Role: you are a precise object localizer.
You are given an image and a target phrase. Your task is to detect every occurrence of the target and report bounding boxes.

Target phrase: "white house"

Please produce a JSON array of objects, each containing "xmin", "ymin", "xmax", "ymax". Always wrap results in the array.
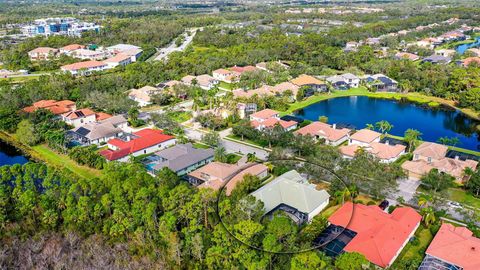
[
  {"xmin": 103, "ymin": 53, "xmax": 132, "ymax": 68},
  {"xmin": 60, "ymin": 60, "xmax": 108, "ymax": 76},
  {"xmin": 61, "ymin": 108, "xmax": 97, "ymax": 127}
]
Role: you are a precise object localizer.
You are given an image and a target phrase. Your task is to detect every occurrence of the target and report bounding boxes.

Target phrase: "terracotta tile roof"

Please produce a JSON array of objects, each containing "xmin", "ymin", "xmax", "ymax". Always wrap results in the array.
[
  {"xmin": 95, "ymin": 112, "xmax": 112, "ymax": 121},
  {"xmin": 425, "ymin": 223, "xmax": 480, "ymax": 270},
  {"xmin": 60, "ymin": 44, "xmax": 85, "ymax": 51},
  {"xmin": 29, "ymin": 47, "xmax": 58, "ymax": 54},
  {"xmin": 249, "ymin": 109, "xmax": 278, "ymax": 120},
  {"xmin": 62, "ymin": 108, "xmax": 95, "ymax": 120},
  {"xmin": 290, "ymin": 74, "xmax": 325, "ymax": 86},
  {"xmin": 103, "ymin": 53, "xmax": 131, "ymax": 63},
  {"xmin": 213, "ymin": 68, "xmax": 232, "ymax": 75},
  {"xmin": 295, "ymin": 121, "xmax": 350, "ymax": 142},
  {"xmin": 233, "ymin": 85, "xmax": 274, "ymax": 98},
  {"xmin": 413, "ymin": 142, "xmax": 448, "ymax": 160},
  {"xmin": 339, "ymin": 144, "xmax": 361, "ymax": 158},
  {"xmin": 61, "ymin": 60, "xmax": 107, "ymax": 71},
  {"xmin": 329, "ymin": 202, "xmax": 421, "ymax": 268},
  {"xmin": 395, "ymin": 52, "xmax": 419, "ymax": 61},
  {"xmin": 272, "ymin": 82, "xmax": 300, "ymax": 96},
  {"xmin": 100, "ymin": 129, "xmax": 175, "ymax": 161},
  {"xmin": 23, "ymin": 99, "xmax": 75, "ymax": 115},
  {"xmin": 403, "ymin": 156, "xmax": 478, "ymax": 182},
  {"xmin": 462, "ymin": 57, "xmax": 480, "ymax": 66},
  {"xmin": 350, "ymin": 129, "xmax": 381, "ymax": 143},
  {"xmin": 369, "ymin": 142, "xmax": 406, "ymax": 160},
  {"xmin": 230, "ymin": 65, "xmax": 257, "ymax": 74}
]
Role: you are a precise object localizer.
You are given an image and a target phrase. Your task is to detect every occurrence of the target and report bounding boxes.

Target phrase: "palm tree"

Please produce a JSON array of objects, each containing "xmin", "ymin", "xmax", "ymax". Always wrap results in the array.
[
  {"xmin": 404, "ymin": 129, "xmax": 422, "ymax": 152},
  {"xmin": 421, "ymin": 207, "xmax": 436, "ymax": 227},
  {"xmin": 334, "ymin": 188, "xmax": 351, "ymax": 205},
  {"xmin": 417, "ymin": 193, "xmax": 433, "ymax": 208},
  {"xmin": 214, "ymin": 147, "xmax": 228, "ymax": 163},
  {"xmin": 365, "ymin": 123, "xmax": 374, "ymax": 130},
  {"xmin": 375, "ymin": 120, "xmax": 393, "ymax": 135}
]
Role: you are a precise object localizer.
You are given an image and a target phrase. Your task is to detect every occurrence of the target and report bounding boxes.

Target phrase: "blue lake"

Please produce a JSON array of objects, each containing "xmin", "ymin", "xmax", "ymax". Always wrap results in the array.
[
  {"xmin": 0, "ymin": 140, "xmax": 28, "ymax": 166},
  {"xmin": 456, "ymin": 36, "xmax": 480, "ymax": 54},
  {"xmin": 294, "ymin": 96, "xmax": 480, "ymax": 151}
]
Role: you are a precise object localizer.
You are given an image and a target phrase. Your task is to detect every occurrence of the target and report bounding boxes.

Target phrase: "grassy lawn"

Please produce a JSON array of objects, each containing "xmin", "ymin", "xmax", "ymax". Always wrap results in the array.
[
  {"xmin": 218, "ymin": 81, "xmax": 234, "ymax": 90},
  {"xmin": 0, "ymin": 75, "xmax": 42, "ymax": 83},
  {"xmin": 448, "ymin": 188, "xmax": 480, "ymax": 209},
  {"xmin": 282, "ymin": 87, "xmax": 480, "ymax": 120},
  {"xmin": 32, "ymin": 144, "xmax": 102, "ymax": 179},
  {"xmin": 226, "ymin": 134, "xmax": 266, "ymax": 148},
  {"xmin": 321, "ymin": 204, "xmax": 342, "ymax": 218},
  {"xmin": 392, "ymin": 225, "xmax": 433, "ymax": 267},
  {"xmin": 168, "ymin": 111, "xmax": 192, "ymax": 123},
  {"xmin": 192, "ymin": 142, "xmax": 211, "ymax": 149}
]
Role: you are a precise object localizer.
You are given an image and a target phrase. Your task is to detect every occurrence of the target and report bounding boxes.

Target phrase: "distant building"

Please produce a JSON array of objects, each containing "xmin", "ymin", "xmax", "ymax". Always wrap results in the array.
[
  {"xmin": 419, "ymin": 223, "xmax": 480, "ymax": 270},
  {"xmin": 21, "ymin": 17, "xmax": 100, "ymax": 37},
  {"xmin": 100, "ymin": 129, "xmax": 176, "ymax": 162},
  {"xmin": 422, "ymin": 54, "xmax": 452, "ymax": 64},
  {"xmin": 61, "ymin": 108, "xmax": 98, "ymax": 127},
  {"xmin": 59, "ymin": 44, "xmax": 85, "ymax": 55},
  {"xmin": 326, "ymin": 73, "xmax": 360, "ymax": 90},
  {"xmin": 28, "ymin": 47, "xmax": 58, "ymax": 61},
  {"xmin": 70, "ymin": 48, "xmax": 106, "ymax": 60},
  {"xmin": 251, "ymin": 170, "xmax": 330, "ymax": 224},
  {"xmin": 103, "ymin": 53, "xmax": 132, "ymax": 68},
  {"xmin": 458, "ymin": 57, "xmax": 480, "ymax": 67}
]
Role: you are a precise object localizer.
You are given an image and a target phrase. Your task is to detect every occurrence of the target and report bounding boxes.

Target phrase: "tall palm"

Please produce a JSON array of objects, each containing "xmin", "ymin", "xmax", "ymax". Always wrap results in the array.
[
  {"xmin": 421, "ymin": 207, "xmax": 436, "ymax": 227},
  {"xmin": 365, "ymin": 123, "xmax": 374, "ymax": 130},
  {"xmin": 404, "ymin": 129, "xmax": 422, "ymax": 152},
  {"xmin": 375, "ymin": 120, "xmax": 393, "ymax": 136},
  {"xmin": 417, "ymin": 193, "xmax": 433, "ymax": 208}
]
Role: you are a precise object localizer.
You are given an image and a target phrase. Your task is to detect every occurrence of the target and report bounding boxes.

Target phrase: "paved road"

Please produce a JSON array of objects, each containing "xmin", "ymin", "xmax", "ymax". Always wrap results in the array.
[{"xmin": 154, "ymin": 28, "xmax": 199, "ymax": 61}]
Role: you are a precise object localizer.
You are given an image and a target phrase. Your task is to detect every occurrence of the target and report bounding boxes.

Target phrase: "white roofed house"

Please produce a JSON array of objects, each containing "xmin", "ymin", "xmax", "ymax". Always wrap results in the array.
[{"xmin": 250, "ymin": 170, "xmax": 330, "ymax": 224}]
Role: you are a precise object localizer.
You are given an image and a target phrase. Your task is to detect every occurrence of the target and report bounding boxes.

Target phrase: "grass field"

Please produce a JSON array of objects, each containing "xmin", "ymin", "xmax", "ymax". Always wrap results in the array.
[
  {"xmin": 192, "ymin": 142, "xmax": 211, "ymax": 149},
  {"xmin": 169, "ymin": 111, "xmax": 192, "ymax": 123},
  {"xmin": 218, "ymin": 81, "xmax": 234, "ymax": 90},
  {"xmin": 448, "ymin": 188, "xmax": 480, "ymax": 209},
  {"xmin": 32, "ymin": 144, "xmax": 102, "ymax": 179}
]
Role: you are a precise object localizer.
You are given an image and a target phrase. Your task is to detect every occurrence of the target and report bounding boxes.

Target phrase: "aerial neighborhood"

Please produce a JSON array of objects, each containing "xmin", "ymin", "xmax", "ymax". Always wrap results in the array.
[{"xmin": 2, "ymin": 3, "xmax": 480, "ymax": 269}]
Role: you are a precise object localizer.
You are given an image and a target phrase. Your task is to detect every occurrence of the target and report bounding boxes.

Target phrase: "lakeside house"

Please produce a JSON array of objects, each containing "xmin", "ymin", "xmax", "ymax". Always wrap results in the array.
[
  {"xmin": 340, "ymin": 129, "xmax": 406, "ymax": 163},
  {"xmin": 145, "ymin": 143, "xmax": 214, "ymax": 176},
  {"xmin": 295, "ymin": 122, "xmax": 351, "ymax": 146},
  {"xmin": 100, "ymin": 129, "xmax": 176, "ymax": 162},
  {"xmin": 23, "ymin": 99, "xmax": 76, "ymax": 115},
  {"xmin": 68, "ymin": 115, "xmax": 127, "ymax": 146},
  {"xmin": 362, "ymin": 74, "xmax": 399, "ymax": 92},
  {"xmin": 326, "ymin": 73, "xmax": 360, "ymax": 90},
  {"xmin": 28, "ymin": 47, "xmax": 58, "ymax": 61},
  {"xmin": 188, "ymin": 161, "xmax": 268, "ymax": 195},
  {"xmin": 290, "ymin": 74, "xmax": 328, "ymax": 96},
  {"xmin": 422, "ymin": 54, "xmax": 452, "ymax": 65},
  {"xmin": 418, "ymin": 223, "xmax": 480, "ymax": 270},
  {"xmin": 128, "ymin": 85, "xmax": 160, "ymax": 107},
  {"xmin": 233, "ymin": 82, "xmax": 299, "ymax": 100},
  {"xmin": 402, "ymin": 142, "xmax": 478, "ymax": 183},
  {"xmin": 249, "ymin": 109, "xmax": 298, "ymax": 131},
  {"xmin": 251, "ymin": 170, "xmax": 330, "ymax": 224},
  {"xmin": 323, "ymin": 202, "xmax": 421, "ymax": 268},
  {"xmin": 60, "ymin": 60, "xmax": 108, "ymax": 76}
]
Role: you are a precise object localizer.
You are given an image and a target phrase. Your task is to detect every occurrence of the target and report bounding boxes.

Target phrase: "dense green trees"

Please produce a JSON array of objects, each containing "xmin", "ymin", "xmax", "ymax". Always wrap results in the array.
[{"xmin": 68, "ymin": 145, "xmax": 106, "ymax": 169}]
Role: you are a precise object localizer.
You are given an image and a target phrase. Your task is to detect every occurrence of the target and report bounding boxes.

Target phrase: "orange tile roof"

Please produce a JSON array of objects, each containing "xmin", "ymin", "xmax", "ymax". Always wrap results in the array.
[
  {"xmin": 213, "ymin": 68, "xmax": 232, "ymax": 75},
  {"xmin": 425, "ymin": 223, "xmax": 480, "ymax": 270},
  {"xmin": 103, "ymin": 53, "xmax": 131, "ymax": 63},
  {"xmin": 350, "ymin": 129, "xmax": 381, "ymax": 143},
  {"xmin": 233, "ymin": 85, "xmax": 274, "ymax": 98},
  {"xmin": 369, "ymin": 142, "xmax": 406, "ymax": 160},
  {"xmin": 295, "ymin": 121, "xmax": 350, "ymax": 142},
  {"xmin": 290, "ymin": 74, "xmax": 325, "ymax": 86},
  {"xmin": 61, "ymin": 60, "xmax": 107, "ymax": 71},
  {"xmin": 329, "ymin": 202, "xmax": 421, "ymax": 268},
  {"xmin": 339, "ymin": 144, "xmax": 361, "ymax": 158},
  {"xmin": 462, "ymin": 57, "xmax": 480, "ymax": 66},
  {"xmin": 250, "ymin": 109, "xmax": 278, "ymax": 120},
  {"xmin": 395, "ymin": 52, "xmax": 419, "ymax": 61},
  {"xmin": 60, "ymin": 44, "xmax": 85, "ymax": 51},
  {"xmin": 23, "ymin": 99, "xmax": 75, "ymax": 115},
  {"xmin": 62, "ymin": 108, "xmax": 95, "ymax": 120},
  {"xmin": 403, "ymin": 157, "xmax": 478, "ymax": 182},
  {"xmin": 413, "ymin": 142, "xmax": 448, "ymax": 160},
  {"xmin": 95, "ymin": 112, "xmax": 112, "ymax": 121}
]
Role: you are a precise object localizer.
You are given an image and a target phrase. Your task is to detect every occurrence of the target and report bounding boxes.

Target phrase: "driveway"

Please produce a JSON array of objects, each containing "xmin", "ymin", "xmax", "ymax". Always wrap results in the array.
[{"xmin": 220, "ymin": 139, "xmax": 269, "ymax": 161}]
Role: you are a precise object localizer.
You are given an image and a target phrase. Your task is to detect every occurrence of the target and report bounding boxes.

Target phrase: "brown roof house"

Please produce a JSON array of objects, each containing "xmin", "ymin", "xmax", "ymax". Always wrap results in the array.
[
  {"xmin": 402, "ymin": 142, "xmax": 478, "ymax": 183},
  {"xmin": 295, "ymin": 122, "xmax": 351, "ymax": 146},
  {"xmin": 290, "ymin": 74, "xmax": 328, "ymax": 97}
]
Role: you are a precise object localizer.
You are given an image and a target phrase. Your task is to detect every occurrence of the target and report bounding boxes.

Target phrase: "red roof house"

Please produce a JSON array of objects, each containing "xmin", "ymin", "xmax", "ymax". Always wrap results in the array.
[
  {"xmin": 100, "ymin": 129, "xmax": 176, "ymax": 161},
  {"xmin": 23, "ymin": 99, "xmax": 76, "ymax": 115},
  {"xmin": 420, "ymin": 223, "xmax": 480, "ymax": 270},
  {"xmin": 328, "ymin": 202, "xmax": 421, "ymax": 268}
]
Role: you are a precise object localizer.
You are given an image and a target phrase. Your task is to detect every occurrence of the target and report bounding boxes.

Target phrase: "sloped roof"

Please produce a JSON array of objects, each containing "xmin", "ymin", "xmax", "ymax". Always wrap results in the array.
[
  {"xmin": 153, "ymin": 143, "xmax": 214, "ymax": 172},
  {"xmin": 61, "ymin": 60, "xmax": 107, "ymax": 71},
  {"xmin": 425, "ymin": 223, "xmax": 480, "ymax": 270},
  {"xmin": 295, "ymin": 121, "xmax": 350, "ymax": 142},
  {"xmin": 369, "ymin": 142, "xmax": 406, "ymax": 159},
  {"xmin": 23, "ymin": 99, "xmax": 75, "ymax": 115},
  {"xmin": 251, "ymin": 170, "xmax": 330, "ymax": 214},
  {"xmin": 250, "ymin": 109, "xmax": 278, "ymax": 119},
  {"xmin": 29, "ymin": 47, "xmax": 58, "ymax": 54},
  {"xmin": 103, "ymin": 53, "xmax": 131, "ymax": 63},
  {"xmin": 71, "ymin": 122, "xmax": 122, "ymax": 141},
  {"xmin": 413, "ymin": 142, "xmax": 448, "ymax": 160},
  {"xmin": 328, "ymin": 202, "xmax": 421, "ymax": 268},
  {"xmin": 60, "ymin": 44, "xmax": 85, "ymax": 51},
  {"xmin": 350, "ymin": 129, "xmax": 381, "ymax": 143},
  {"xmin": 291, "ymin": 74, "xmax": 325, "ymax": 86},
  {"xmin": 62, "ymin": 108, "xmax": 95, "ymax": 120}
]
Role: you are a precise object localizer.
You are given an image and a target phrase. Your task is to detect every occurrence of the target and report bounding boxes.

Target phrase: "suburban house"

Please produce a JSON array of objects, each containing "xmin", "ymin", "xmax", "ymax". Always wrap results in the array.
[
  {"xmin": 23, "ymin": 99, "xmax": 76, "ymax": 115},
  {"xmin": 402, "ymin": 142, "xmax": 478, "ymax": 183},
  {"xmin": 435, "ymin": 48, "xmax": 456, "ymax": 57},
  {"xmin": 249, "ymin": 109, "xmax": 298, "ymax": 131},
  {"xmin": 28, "ymin": 47, "xmax": 58, "ymax": 61},
  {"xmin": 145, "ymin": 143, "xmax": 214, "ymax": 176},
  {"xmin": 106, "ymin": 44, "xmax": 141, "ymax": 55},
  {"xmin": 272, "ymin": 82, "xmax": 300, "ymax": 99},
  {"xmin": 290, "ymin": 74, "xmax": 328, "ymax": 96},
  {"xmin": 340, "ymin": 129, "xmax": 406, "ymax": 163},
  {"xmin": 422, "ymin": 54, "xmax": 452, "ymax": 64},
  {"xmin": 418, "ymin": 223, "xmax": 480, "ymax": 270},
  {"xmin": 362, "ymin": 74, "xmax": 398, "ymax": 92},
  {"xmin": 394, "ymin": 52, "xmax": 420, "ymax": 61},
  {"xmin": 181, "ymin": 75, "xmax": 196, "ymax": 86},
  {"xmin": 233, "ymin": 82, "xmax": 299, "ymax": 100},
  {"xmin": 196, "ymin": 74, "xmax": 219, "ymax": 90},
  {"xmin": 458, "ymin": 57, "xmax": 480, "ymax": 67},
  {"xmin": 189, "ymin": 161, "xmax": 269, "ymax": 195},
  {"xmin": 120, "ymin": 48, "xmax": 143, "ymax": 62},
  {"xmin": 230, "ymin": 65, "xmax": 257, "ymax": 76},
  {"xmin": 467, "ymin": 48, "xmax": 480, "ymax": 57},
  {"xmin": 326, "ymin": 73, "xmax": 360, "ymax": 90},
  {"xmin": 70, "ymin": 48, "xmax": 106, "ymax": 60},
  {"xmin": 251, "ymin": 170, "xmax": 330, "ymax": 224},
  {"xmin": 60, "ymin": 60, "xmax": 108, "ymax": 76},
  {"xmin": 103, "ymin": 53, "xmax": 132, "ymax": 68},
  {"xmin": 295, "ymin": 122, "xmax": 351, "ymax": 146},
  {"xmin": 59, "ymin": 44, "xmax": 85, "ymax": 55},
  {"xmin": 128, "ymin": 85, "xmax": 160, "ymax": 107},
  {"xmin": 68, "ymin": 115, "xmax": 127, "ymax": 146},
  {"xmin": 61, "ymin": 108, "xmax": 109, "ymax": 127},
  {"xmin": 212, "ymin": 68, "xmax": 235, "ymax": 83},
  {"xmin": 325, "ymin": 202, "xmax": 421, "ymax": 268},
  {"xmin": 100, "ymin": 129, "xmax": 176, "ymax": 162}
]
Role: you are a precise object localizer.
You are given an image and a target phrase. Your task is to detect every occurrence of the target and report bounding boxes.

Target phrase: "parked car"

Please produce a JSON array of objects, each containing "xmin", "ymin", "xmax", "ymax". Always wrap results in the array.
[{"xmin": 379, "ymin": 200, "xmax": 389, "ymax": 210}]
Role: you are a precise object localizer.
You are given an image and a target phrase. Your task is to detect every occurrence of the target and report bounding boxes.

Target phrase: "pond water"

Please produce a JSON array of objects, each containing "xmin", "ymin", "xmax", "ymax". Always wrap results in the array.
[
  {"xmin": 0, "ymin": 140, "xmax": 28, "ymax": 166},
  {"xmin": 456, "ymin": 36, "xmax": 480, "ymax": 54},
  {"xmin": 294, "ymin": 96, "xmax": 480, "ymax": 151}
]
